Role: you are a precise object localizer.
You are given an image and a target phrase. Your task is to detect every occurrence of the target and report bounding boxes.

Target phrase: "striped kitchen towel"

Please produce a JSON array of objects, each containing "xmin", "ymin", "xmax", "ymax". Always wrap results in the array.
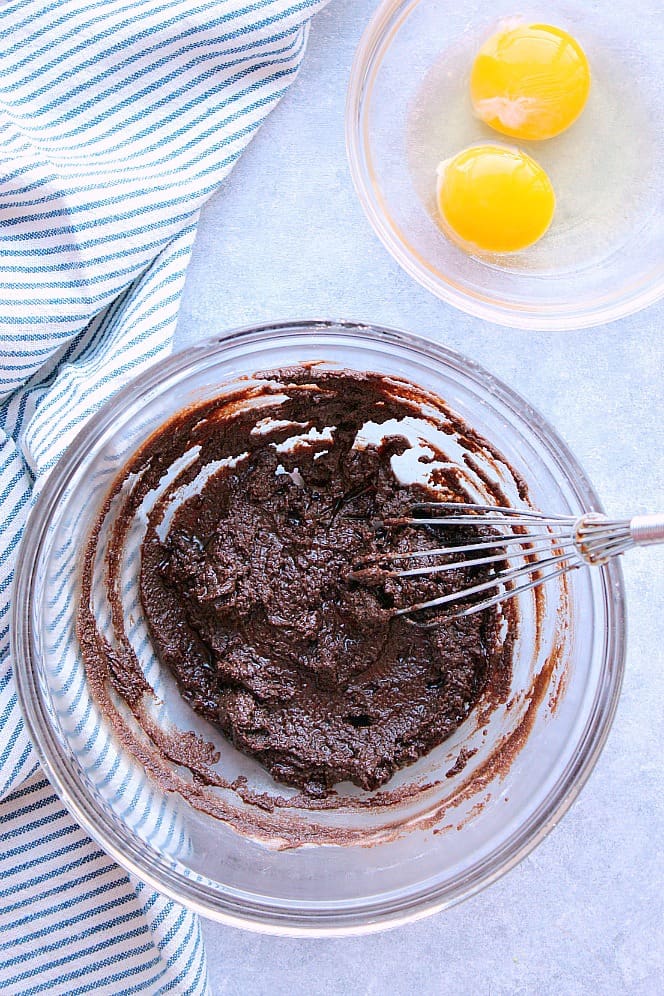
[{"xmin": 0, "ymin": 1, "xmax": 327, "ymax": 992}]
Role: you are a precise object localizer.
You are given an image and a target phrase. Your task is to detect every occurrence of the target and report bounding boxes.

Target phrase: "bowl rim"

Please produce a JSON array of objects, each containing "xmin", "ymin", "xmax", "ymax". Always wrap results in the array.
[
  {"xmin": 12, "ymin": 318, "xmax": 626, "ymax": 934},
  {"xmin": 345, "ymin": 0, "xmax": 664, "ymax": 331}
]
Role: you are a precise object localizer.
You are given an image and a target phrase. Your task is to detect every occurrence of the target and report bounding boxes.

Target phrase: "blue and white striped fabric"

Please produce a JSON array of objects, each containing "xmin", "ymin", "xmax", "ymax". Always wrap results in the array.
[{"xmin": 0, "ymin": 1, "xmax": 326, "ymax": 991}]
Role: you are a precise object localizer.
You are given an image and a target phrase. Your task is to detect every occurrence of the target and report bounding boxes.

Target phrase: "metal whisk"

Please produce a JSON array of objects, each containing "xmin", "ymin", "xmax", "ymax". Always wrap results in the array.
[{"xmin": 361, "ymin": 503, "xmax": 664, "ymax": 620}]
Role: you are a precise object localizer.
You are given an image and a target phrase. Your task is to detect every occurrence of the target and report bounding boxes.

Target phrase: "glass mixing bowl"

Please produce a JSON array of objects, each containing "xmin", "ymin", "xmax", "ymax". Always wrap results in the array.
[
  {"xmin": 346, "ymin": 0, "xmax": 664, "ymax": 330},
  {"xmin": 13, "ymin": 321, "xmax": 625, "ymax": 934}
]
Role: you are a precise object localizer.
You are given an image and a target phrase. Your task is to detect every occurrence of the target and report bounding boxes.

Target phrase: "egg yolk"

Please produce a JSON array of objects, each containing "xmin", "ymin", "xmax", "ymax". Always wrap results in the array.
[
  {"xmin": 470, "ymin": 23, "xmax": 591, "ymax": 141},
  {"xmin": 436, "ymin": 145, "xmax": 555, "ymax": 253}
]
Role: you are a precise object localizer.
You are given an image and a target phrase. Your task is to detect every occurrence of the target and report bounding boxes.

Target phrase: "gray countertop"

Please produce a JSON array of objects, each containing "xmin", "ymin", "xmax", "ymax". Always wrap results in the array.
[{"xmin": 174, "ymin": 2, "xmax": 664, "ymax": 992}]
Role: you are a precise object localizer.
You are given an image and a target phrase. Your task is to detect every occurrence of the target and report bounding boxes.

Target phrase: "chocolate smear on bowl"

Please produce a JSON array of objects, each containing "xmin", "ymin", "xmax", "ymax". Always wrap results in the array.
[{"xmin": 76, "ymin": 368, "xmax": 547, "ymax": 846}]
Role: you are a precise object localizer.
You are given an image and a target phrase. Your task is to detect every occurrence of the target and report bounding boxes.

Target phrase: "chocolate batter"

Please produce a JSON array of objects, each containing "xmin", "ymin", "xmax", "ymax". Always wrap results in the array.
[{"xmin": 136, "ymin": 369, "xmax": 511, "ymax": 796}]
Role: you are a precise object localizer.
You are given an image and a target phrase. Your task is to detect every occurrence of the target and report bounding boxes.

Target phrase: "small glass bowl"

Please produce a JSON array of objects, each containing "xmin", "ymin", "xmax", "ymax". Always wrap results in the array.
[
  {"xmin": 13, "ymin": 321, "xmax": 625, "ymax": 934},
  {"xmin": 346, "ymin": 0, "xmax": 664, "ymax": 330}
]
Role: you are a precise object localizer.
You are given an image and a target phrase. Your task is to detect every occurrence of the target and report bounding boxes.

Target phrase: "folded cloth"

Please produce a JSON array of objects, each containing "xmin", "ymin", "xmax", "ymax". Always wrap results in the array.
[{"xmin": 0, "ymin": 1, "xmax": 327, "ymax": 991}]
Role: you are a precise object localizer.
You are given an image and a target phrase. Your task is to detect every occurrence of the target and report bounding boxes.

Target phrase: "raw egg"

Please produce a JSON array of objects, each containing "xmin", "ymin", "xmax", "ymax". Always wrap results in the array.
[
  {"xmin": 436, "ymin": 145, "xmax": 555, "ymax": 253},
  {"xmin": 470, "ymin": 23, "xmax": 591, "ymax": 141}
]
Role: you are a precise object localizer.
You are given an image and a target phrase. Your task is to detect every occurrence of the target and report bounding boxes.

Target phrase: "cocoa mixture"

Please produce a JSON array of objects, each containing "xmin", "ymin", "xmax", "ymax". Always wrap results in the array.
[{"xmin": 133, "ymin": 369, "xmax": 512, "ymax": 796}]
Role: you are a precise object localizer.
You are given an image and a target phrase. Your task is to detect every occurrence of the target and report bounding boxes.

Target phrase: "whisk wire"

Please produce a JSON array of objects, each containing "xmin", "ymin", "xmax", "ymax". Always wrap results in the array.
[
  {"xmin": 392, "ymin": 548, "xmax": 578, "ymax": 617},
  {"xmin": 363, "ymin": 530, "xmax": 574, "ymax": 565},
  {"xmin": 435, "ymin": 564, "xmax": 578, "ymax": 622},
  {"xmin": 359, "ymin": 504, "xmax": 664, "ymax": 621},
  {"xmin": 389, "ymin": 536, "xmax": 578, "ymax": 579}
]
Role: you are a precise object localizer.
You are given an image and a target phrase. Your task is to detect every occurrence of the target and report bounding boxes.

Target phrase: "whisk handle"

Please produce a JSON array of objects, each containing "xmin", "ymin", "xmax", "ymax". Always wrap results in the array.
[{"xmin": 629, "ymin": 514, "xmax": 664, "ymax": 546}]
